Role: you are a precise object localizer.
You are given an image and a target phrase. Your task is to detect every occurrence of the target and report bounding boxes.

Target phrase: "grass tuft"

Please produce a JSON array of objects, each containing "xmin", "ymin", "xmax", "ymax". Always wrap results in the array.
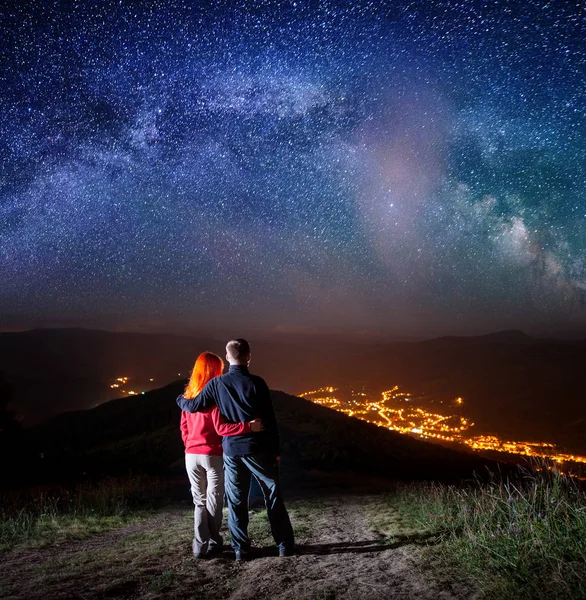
[{"xmin": 377, "ymin": 466, "xmax": 586, "ymax": 600}]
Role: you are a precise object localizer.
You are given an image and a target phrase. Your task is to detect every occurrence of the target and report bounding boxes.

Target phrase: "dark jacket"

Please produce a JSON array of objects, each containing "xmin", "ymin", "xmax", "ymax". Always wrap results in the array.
[{"xmin": 176, "ymin": 365, "xmax": 280, "ymax": 457}]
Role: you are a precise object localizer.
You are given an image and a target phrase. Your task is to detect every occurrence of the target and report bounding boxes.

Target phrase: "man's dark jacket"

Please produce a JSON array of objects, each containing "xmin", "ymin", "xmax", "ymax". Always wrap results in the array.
[{"xmin": 176, "ymin": 365, "xmax": 280, "ymax": 457}]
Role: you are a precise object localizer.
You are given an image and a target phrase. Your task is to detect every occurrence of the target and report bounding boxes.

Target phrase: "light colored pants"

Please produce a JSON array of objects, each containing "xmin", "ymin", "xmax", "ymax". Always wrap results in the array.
[{"xmin": 185, "ymin": 453, "xmax": 225, "ymax": 554}]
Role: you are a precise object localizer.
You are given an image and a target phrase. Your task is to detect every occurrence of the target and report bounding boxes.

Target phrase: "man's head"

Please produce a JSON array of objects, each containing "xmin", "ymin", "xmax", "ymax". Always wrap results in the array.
[{"xmin": 226, "ymin": 338, "xmax": 251, "ymax": 365}]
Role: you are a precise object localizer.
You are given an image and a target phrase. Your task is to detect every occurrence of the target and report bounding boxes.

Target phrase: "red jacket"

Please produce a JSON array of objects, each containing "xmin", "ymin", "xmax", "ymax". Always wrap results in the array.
[{"xmin": 180, "ymin": 406, "xmax": 251, "ymax": 455}]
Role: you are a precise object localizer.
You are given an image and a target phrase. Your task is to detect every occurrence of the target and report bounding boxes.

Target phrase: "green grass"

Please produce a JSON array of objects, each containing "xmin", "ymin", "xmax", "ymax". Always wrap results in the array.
[
  {"xmin": 147, "ymin": 569, "xmax": 175, "ymax": 593},
  {"xmin": 0, "ymin": 476, "xmax": 175, "ymax": 550},
  {"xmin": 369, "ymin": 467, "xmax": 586, "ymax": 600}
]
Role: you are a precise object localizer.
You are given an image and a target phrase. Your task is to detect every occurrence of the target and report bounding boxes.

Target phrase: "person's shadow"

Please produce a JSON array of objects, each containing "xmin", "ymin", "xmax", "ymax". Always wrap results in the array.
[{"xmin": 253, "ymin": 532, "xmax": 441, "ymax": 558}]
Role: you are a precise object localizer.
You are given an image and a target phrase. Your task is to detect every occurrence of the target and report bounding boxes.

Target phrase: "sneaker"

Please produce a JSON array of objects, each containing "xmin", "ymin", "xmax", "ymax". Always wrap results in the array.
[
  {"xmin": 192, "ymin": 539, "xmax": 207, "ymax": 558},
  {"xmin": 278, "ymin": 545, "xmax": 295, "ymax": 557},
  {"xmin": 234, "ymin": 549, "xmax": 250, "ymax": 561}
]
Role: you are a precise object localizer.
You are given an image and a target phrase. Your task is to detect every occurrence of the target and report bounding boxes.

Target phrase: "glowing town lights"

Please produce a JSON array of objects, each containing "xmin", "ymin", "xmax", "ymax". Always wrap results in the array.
[
  {"xmin": 109, "ymin": 376, "xmax": 156, "ymax": 397},
  {"xmin": 301, "ymin": 385, "xmax": 586, "ymax": 472},
  {"xmin": 302, "ymin": 387, "xmax": 339, "ymax": 396}
]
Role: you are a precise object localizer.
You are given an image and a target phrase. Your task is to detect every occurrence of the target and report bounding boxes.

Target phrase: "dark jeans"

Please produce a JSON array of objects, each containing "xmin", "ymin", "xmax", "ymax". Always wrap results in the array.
[{"xmin": 223, "ymin": 453, "xmax": 294, "ymax": 552}]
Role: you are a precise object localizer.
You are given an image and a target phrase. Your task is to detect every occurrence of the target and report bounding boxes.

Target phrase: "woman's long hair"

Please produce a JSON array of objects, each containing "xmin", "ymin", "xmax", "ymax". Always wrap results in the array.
[{"xmin": 184, "ymin": 352, "xmax": 223, "ymax": 399}]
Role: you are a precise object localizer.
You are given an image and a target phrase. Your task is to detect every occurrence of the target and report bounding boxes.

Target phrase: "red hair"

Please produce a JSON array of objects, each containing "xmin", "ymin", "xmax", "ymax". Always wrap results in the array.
[{"xmin": 184, "ymin": 352, "xmax": 223, "ymax": 399}]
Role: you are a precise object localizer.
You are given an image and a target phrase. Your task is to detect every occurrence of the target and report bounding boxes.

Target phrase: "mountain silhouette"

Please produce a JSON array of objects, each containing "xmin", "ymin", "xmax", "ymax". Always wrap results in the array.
[{"xmin": 2, "ymin": 328, "xmax": 585, "ymax": 455}]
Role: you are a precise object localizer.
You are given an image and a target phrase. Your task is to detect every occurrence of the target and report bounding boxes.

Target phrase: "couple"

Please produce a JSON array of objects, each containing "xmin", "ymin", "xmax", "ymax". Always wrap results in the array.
[{"xmin": 176, "ymin": 338, "xmax": 295, "ymax": 560}]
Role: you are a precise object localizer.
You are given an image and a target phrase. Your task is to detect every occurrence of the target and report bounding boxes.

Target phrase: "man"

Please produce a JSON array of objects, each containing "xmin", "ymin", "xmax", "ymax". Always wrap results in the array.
[{"xmin": 176, "ymin": 338, "xmax": 295, "ymax": 560}]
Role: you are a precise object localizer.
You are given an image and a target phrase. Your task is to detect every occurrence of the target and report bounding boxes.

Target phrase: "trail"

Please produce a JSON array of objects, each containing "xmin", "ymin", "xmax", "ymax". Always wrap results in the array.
[
  {"xmin": 230, "ymin": 496, "xmax": 461, "ymax": 600},
  {"xmin": 0, "ymin": 495, "xmax": 473, "ymax": 600}
]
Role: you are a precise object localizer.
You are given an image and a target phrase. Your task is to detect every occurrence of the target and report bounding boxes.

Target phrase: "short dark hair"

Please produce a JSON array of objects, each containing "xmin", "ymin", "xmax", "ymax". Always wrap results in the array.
[{"xmin": 226, "ymin": 338, "xmax": 251, "ymax": 362}]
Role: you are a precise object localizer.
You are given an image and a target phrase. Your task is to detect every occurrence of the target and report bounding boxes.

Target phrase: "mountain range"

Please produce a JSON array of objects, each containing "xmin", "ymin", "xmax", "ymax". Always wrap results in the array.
[{"xmin": 1, "ymin": 327, "xmax": 585, "ymax": 453}]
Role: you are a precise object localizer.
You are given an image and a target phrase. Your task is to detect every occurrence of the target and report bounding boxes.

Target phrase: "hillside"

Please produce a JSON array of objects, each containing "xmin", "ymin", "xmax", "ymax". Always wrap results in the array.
[
  {"xmin": 26, "ymin": 382, "xmax": 498, "ymax": 486},
  {"xmin": 4, "ymin": 383, "xmax": 583, "ymax": 600},
  {"xmin": 3, "ymin": 327, "xmax": 586, "ymax": 452}
]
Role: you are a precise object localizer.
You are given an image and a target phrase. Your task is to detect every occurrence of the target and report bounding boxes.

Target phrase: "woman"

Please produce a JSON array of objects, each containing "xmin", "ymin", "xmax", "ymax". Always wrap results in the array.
[{"xmin": 181, "ymin": 351, "xmax": 261, "ymax": 558}]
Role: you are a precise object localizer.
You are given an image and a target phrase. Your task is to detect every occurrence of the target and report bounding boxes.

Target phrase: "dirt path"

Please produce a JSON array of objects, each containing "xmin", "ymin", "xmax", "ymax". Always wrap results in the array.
[
  {"xmin": 0, "ymin": 495, "xmax": 473, "ymax": 600},
  {"xmin": 231, "ymin": 496, "xmax": 463, "ymax": 600}
]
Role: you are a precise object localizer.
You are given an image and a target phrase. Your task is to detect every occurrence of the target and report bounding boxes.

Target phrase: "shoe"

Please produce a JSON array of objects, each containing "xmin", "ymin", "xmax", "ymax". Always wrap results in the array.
[
  {"xmin": 234, "ymin": 549, "xmax": 250, "ymax": 561},
  {"xmin": 192, "ymin": 539, "xmax": 208, "ymax": 559},
  {"xmin": 208, "ymin": 543, "xmax": 224, "ymax": 556},
  {"xmin": 278, "ymin": 545, "xmax": 295, "ymax": 557}
]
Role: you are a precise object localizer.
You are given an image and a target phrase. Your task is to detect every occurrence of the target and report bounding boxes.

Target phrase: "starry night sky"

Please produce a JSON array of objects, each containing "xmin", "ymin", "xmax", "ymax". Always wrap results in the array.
[{"xmin": 2, "ymin": 0, "xmax": 585, "ymax": 339}]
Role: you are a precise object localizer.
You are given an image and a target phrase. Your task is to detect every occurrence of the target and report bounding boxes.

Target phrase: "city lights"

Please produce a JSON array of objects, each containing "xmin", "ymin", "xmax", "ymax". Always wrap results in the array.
[
  {"xmin": 301, "ymin": 386, "xmax": 586, "ymax": 471},
  {"xmin": 110, "ymin": 376, "xmax": 129, "ymax": 389},
  {"xmin": 108, "ymin": 376, "xmax": 153, "ymax": 397}
]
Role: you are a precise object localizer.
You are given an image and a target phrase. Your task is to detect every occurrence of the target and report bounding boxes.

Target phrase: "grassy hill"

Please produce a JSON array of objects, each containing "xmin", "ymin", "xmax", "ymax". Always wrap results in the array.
[{"xmin": 3, "ymin": 381, "xmax": 585, "ymax": 600}]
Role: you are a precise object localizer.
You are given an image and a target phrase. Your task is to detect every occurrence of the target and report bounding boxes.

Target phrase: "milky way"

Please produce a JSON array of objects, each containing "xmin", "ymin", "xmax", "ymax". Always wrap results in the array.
[{"xmin": 1, "ymin": 0, "xmax": 585, "ymax": 338}]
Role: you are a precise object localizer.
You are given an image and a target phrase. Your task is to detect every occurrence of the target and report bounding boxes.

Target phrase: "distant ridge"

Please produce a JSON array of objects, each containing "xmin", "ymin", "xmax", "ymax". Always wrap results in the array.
[{"xmin": 425, "ymin": 329, "xmax": 536, "ymax": 345}]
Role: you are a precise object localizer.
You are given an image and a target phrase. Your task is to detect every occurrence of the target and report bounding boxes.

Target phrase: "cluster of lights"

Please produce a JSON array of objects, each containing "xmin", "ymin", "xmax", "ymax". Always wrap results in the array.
[
  {"xmin": 369, "ymin": 387, "xmax": 471, "ymax": 442},
  {"xmin": 301, "ymin": 387, "xmax": 340, "ymax": 407},
  {"xmin": 109, "ymin": 376, "xmax": 154, "ymax": 396},
  {"xmin": 303, "ymin": 387, "xmax": 337, "ymax": 395},
  {"xmin": 301, "ymin": 386, "xmax": 586, "ymax": 470},
  {"xmin": 465, "ymin": 436, "xmax": 586, "ymax": 465},
  {"xmin": 109, "ymin": 376, "xmax": 129, "ymax": 389}
]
